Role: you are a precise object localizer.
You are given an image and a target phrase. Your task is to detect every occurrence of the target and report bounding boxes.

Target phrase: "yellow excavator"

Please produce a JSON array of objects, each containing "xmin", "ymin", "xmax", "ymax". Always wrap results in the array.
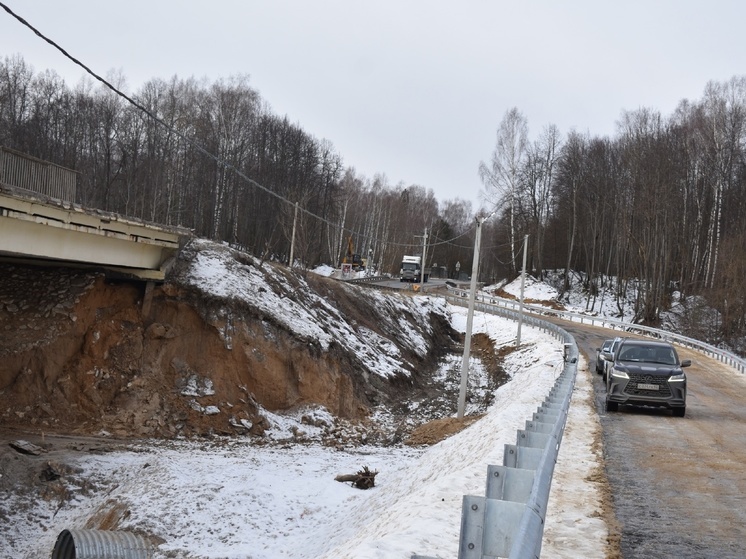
[{"xmin": 342, "ymin": 236, "xmax": 366, "ymax": 271}]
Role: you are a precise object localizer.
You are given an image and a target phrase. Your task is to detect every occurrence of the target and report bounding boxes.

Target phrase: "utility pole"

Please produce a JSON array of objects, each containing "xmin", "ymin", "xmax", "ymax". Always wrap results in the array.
[
  {"xmin": 288, "ymin": 201, "xmax": 299, "ymax": 269},
  {"xmin": 336, "ymin": 199, "xmax": 348, "ymax": 268},
  {"xmin": 419, "ymin": 227, "xmax": 428, "ymax": 284},
  {"xmin": 457, "ymin": 216, "xmax": 485, "ymax": 418},
  {"xmin": 516, "ymin": 234, "xmax": 529, "ymax": 346}
]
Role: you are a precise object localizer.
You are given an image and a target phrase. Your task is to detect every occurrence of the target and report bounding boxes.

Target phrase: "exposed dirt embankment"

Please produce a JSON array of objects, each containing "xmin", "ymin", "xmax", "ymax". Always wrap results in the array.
[{"xmin": 0, "ymin": 242, "xmax": 461, "ymax": 440}]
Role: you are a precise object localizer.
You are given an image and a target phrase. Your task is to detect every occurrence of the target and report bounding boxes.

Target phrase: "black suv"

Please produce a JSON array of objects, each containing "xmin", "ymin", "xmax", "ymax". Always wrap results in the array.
[{"xmin": 604, "ymin": 339, "xmax": 691, "ymax": 417}]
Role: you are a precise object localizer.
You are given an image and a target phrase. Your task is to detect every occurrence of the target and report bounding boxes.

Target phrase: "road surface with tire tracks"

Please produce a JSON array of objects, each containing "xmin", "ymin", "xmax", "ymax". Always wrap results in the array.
[{"xmin": 565, "ymin": 322, "xmax": 746, "ymax": 559}]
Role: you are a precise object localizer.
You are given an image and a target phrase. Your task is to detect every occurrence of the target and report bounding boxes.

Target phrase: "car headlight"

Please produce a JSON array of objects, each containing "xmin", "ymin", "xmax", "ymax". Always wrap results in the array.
[
  {"xmin": 669, "ymin": 373, "xmax": 686, "ymax": 382},
  {"xmin": 611, "ymin": 369, "xmax": 629, "ymax": 379}
]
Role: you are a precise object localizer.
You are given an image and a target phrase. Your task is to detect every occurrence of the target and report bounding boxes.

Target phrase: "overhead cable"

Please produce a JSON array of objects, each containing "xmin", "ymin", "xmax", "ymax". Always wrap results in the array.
[{"xmin": 0, "ymin": 1, "xmax": 477, "ymax": 250}]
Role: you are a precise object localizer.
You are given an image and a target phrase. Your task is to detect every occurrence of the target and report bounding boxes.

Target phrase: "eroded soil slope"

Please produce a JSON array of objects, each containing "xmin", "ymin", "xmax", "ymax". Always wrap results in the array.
[{"xmin": 0, "ymin": 241, "xmax": 466, "ymax": 441}]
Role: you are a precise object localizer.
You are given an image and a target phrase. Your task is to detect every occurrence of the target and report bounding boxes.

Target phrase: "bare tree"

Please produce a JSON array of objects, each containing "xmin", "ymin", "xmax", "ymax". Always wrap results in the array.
[
  {"xmin": 521, "ymin": 124, "xmax": 560, "ymax": 278},
  {"xmin": 0, "ymin": 55, "xmax": 33, "ymax": 148},
  {"xmin": 479, "ymin": 107, "xmax": 528, "ymax": 273},
  {"xmin": 554, "ymin": 131, "xmax": 586, "ymax": 294}
]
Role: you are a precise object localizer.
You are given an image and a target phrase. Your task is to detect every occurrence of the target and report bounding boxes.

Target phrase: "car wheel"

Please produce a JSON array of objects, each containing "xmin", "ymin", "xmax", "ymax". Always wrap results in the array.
[
  {"xmin": 672, "ymin": 407, "xmax": 686, "ymax": 417},
  {"xmin": 606, "ymin": 400, "xmax": 618, "ymax": 412}
]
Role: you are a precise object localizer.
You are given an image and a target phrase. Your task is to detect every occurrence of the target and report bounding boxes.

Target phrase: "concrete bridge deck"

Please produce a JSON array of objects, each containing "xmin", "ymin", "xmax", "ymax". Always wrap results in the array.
[{"xmin": 0, "ymin": 181, "xmax": 191, "ymax": 281}]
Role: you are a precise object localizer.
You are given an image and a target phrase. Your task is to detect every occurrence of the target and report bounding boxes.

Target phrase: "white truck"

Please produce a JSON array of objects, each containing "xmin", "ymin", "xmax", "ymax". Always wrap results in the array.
[{"xmin": 400, "ymin": 255, "xmax": 428, "ymax": 282}]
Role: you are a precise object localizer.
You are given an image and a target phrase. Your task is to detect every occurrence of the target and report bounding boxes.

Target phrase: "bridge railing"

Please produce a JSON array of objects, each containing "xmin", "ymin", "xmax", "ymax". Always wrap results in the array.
[{"xmin": 0, "ymin": 146, "xmax": 78, "ymax": 202}]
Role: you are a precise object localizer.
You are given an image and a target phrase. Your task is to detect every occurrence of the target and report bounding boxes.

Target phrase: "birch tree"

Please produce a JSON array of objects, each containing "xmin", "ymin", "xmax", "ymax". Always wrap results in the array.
[
  {"xmin": 700, "ymin": 78, "xmax": 746, "ymax": 288},
  {"xmin": 479, "ymin": 107, "xmax": 528, "ymax": 273},
  {"xmin": 554, "ymin": 131, "xmax": 585, "ymax": 294}
]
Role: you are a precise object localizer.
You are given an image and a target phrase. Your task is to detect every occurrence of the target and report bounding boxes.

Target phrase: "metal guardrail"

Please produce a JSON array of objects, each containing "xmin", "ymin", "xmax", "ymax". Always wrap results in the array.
[
  {"xmin": 447, "ymin": 288, "xmax": 746, "ymax": 375},
  {"xmin": 458, "ymin": 352, "xmax": 576, "ymax": 559},
  {"xmin": 345, "ymin": 275, "xmax": 389, "ymax": 284},
  {"xmin": 411, "ymin": 295, "xmax": 578, "ymax": 559}
]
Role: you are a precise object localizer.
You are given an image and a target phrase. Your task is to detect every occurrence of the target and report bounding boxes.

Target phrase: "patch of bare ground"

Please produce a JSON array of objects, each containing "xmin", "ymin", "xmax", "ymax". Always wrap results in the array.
[
  {"xmin": 403, "ymin": 338, "xmax": 519, "ymax": 447},
  {"xmin": 492, "ymin": 287, "xmax": 567, "ymax": 311},
  {"xmin": 405, "ymin": 415, "xmax": 484, "ymax": 445},
  {"xmin": 472, "ymin": 332, "xmax": 513, "ymax": 387}
]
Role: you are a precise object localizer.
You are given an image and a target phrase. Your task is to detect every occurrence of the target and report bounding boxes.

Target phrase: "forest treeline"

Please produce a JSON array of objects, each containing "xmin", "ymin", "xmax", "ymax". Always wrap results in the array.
[{"xmin": 1, "ymin": 55, "xmax": 744, "ymax": 354}]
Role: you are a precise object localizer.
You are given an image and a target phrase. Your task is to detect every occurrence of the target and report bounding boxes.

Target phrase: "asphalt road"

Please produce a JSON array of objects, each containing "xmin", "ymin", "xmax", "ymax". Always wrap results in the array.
[
  {"xmin": 566, "ymin": 323, "xmax": 746, "ymax": 559},
  {"xmin": 367, "ymin": 277, "xmax": 456, "ymax": 292}
]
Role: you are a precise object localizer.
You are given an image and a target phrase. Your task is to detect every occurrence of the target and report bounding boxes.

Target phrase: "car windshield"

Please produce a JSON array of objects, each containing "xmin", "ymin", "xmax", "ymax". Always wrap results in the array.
[{"xmin": 618, "ymin": 345, "xmax": 677, "ymax": 365}]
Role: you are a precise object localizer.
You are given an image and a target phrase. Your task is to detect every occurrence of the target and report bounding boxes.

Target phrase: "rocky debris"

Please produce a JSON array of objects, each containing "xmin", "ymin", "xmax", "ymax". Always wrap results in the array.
[
  {"xmin": 39, "ymin": 462, "xmax": 61, "ymax": 481},
  {"xmin": 8, "ymin": 440, "xmax": 46, "ymax": 455},
  {"xmin": 0, "ymin": 265, "xmax": 98, "ymax": 355}
]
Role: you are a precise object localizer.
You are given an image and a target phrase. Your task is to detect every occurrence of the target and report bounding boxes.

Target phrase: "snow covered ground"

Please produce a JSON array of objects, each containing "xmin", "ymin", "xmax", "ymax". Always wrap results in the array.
[
  {"xmin": 496, "ymin": 269, "xmax": 709, "ymax": 340},
  {"xmin": 496, "ymin": 271, "xmax": 638, "ymax": 323},
  {"xmin": 10, "ymin": 294, "xmax": 607, "ymax": 559}
]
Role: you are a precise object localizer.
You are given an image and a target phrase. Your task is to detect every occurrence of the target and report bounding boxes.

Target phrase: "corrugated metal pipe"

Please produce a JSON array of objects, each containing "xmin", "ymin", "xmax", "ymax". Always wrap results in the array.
[{"xmin": 51, "ymin": 529, "xmax": 153, "ymax": 559}]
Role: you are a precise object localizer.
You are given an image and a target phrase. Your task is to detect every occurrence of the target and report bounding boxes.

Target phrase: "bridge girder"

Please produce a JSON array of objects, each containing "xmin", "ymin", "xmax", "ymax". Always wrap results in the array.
[{"xmin": 0, "ymin": 184, "xmax": 191, "ymax": 281}]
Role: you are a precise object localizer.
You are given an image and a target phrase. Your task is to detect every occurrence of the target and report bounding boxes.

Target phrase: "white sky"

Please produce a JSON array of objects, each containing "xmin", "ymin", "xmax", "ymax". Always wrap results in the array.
[{"xmin": 3, "ymin": 0, "xmax": 746, "ymax": 207}]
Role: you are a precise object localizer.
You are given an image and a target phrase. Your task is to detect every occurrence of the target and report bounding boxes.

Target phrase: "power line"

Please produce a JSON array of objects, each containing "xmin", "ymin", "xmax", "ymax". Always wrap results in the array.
[
  {"xmin": 1, "ymin": 4, "xmax": 293, "ymax": 208},
  {"xmin": 0, "ymin": 1, "xmax": 476, "ymax": 252}
]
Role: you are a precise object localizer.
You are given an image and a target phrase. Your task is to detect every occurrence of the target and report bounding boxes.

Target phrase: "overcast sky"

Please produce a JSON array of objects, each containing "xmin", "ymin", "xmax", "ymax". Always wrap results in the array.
[{"xmin": 3, "ymin": 1, "xmax": 746, "ymax": 207}]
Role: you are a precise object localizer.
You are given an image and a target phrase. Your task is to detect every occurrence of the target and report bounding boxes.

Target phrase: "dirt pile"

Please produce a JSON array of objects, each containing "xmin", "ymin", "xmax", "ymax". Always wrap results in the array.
[{"xmin": 0, "ymin": 241, "xmax": 465, "ymax": 442}]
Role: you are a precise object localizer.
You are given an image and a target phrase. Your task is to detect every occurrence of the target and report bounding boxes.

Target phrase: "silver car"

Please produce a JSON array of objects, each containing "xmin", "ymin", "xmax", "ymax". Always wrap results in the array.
[
  {"xmin": 601, "ymin": 336, "xmax": 623, "ymax": 382},
  {"xmin": 595, "ymin": 339, "xmax": 614, "ymax": 374},
  {"xmin": 604, "ymin": 338, "xmax": 691, "ymax": 417}
]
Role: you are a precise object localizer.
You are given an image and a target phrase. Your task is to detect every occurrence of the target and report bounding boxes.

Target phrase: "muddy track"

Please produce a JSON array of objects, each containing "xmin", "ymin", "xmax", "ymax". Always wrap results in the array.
[{"xmin": 563, "ymin": 322, "xmax": 746, "ymax": 559}]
